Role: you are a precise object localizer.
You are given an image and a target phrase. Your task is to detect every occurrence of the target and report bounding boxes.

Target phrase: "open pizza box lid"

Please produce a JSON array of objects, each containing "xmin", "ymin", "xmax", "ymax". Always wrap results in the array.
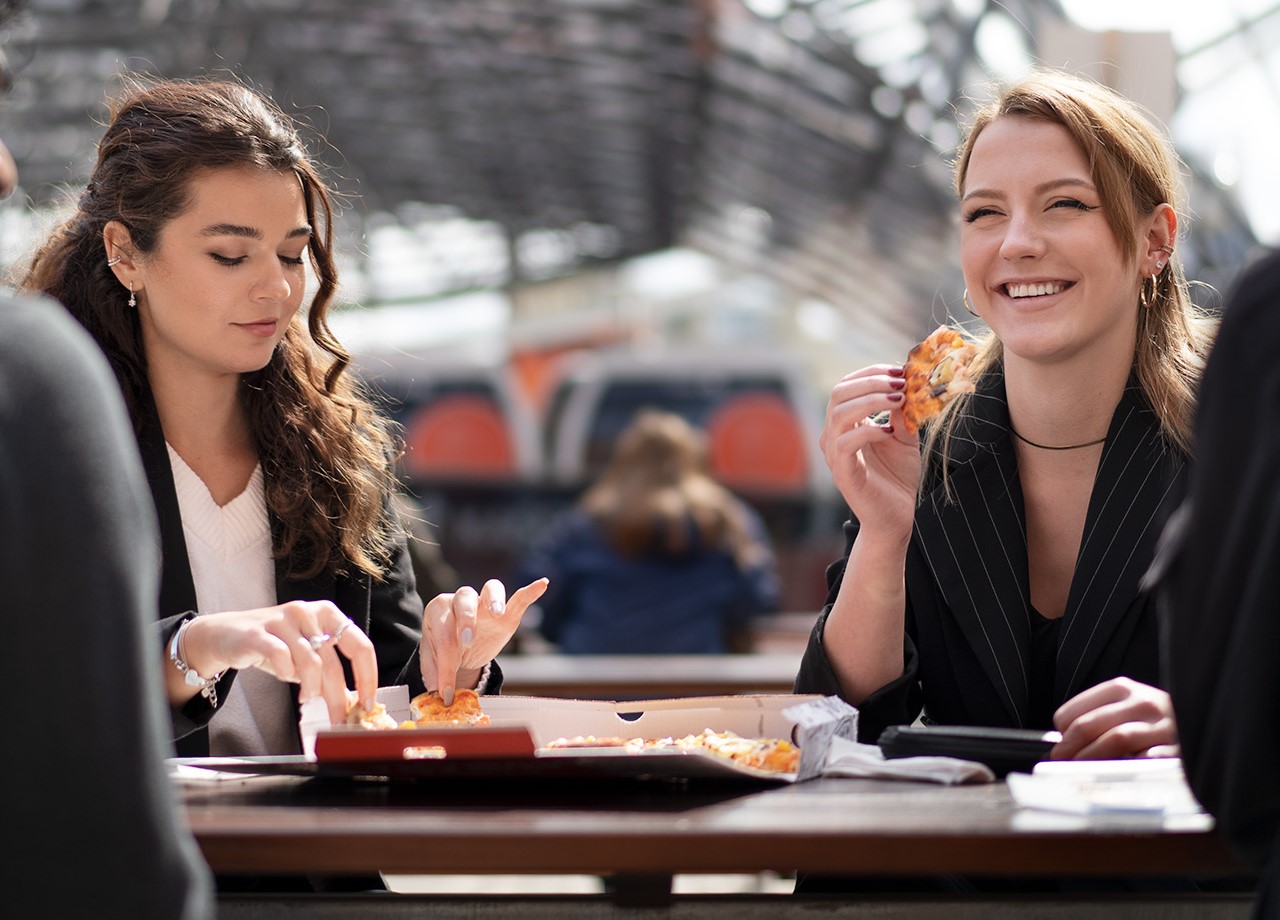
[{"xmin": 284, "ymin": 687, "xmax": 855, "ymax": 783}]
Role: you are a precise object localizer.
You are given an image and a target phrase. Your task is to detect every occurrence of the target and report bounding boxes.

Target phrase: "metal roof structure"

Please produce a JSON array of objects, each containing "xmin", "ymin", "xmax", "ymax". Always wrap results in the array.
[{"xmin": 1, "ymin": 0, "xmax": 1268, "ymax": 353}]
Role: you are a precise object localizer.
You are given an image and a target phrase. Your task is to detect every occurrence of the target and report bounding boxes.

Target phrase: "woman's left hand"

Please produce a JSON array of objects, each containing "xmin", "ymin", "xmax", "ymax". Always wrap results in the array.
[
  {"xmin": 420, "ymin": 577, "xmax": 549, "ymax": 705},
  {"xmin": 1050, "ymin": 676, "xmax": 1179, "ymax": 760}
]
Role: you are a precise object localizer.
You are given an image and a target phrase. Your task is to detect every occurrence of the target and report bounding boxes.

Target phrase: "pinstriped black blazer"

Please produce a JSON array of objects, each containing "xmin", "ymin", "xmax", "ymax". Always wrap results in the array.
[{"xmin": 796, "ymin": 365, "xmax": 1187, "ymax": 743}]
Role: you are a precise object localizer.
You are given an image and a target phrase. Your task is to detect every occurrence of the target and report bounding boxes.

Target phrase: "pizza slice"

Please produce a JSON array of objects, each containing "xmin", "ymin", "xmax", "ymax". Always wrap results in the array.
[
  {"xmin": 901, "ymin": 324, "xmax": 978, "ymax": 434},
  {"xmin": 344, "ymin": 690, "xmax": 400, "ymax": 730},
  {"xmin": 408, "ymin": 688, "xmax": 491, "ymax": 726}
]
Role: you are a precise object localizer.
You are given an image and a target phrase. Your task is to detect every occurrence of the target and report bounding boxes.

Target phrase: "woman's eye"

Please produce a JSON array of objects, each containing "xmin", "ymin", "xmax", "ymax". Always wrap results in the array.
[
  {"xmin": 1051, "ymin": 198, "xmax": 1096, "ymax": 212},
  {"xmin": 210, "ymin": 253, "xmax": 246, "ymax": 266},
  {"xmin": 963, "ymin": 206, "xmax": 999, "ymax": 223},
  {"xmin": 279, "ymin": 254, "xmax": 306, "ymax": 266}
]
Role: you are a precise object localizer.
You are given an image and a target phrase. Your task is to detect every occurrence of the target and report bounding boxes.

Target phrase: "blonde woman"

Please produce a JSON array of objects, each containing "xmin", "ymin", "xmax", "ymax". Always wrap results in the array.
[{"xmin": 797, "ymin": 69, "xmax": 1214, "ymax": 762}]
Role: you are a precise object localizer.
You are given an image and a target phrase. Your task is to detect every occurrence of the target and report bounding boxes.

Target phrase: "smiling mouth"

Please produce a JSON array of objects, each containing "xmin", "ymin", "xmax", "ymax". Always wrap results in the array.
[{"xmin": 1004, "ymin": 281, "xmax": 1070, "ymax": 298}]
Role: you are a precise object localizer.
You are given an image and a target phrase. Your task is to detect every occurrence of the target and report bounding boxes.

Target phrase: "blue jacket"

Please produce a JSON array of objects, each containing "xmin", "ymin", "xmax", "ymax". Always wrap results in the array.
[{"xmin": 518, "ymin": 506, "xmax": 780, "ymax": 654}]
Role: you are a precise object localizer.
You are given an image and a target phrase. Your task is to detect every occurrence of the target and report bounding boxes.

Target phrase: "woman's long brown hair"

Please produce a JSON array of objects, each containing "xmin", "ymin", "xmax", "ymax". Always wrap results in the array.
[{"xmin": 21, "ymin": 77, "xmax": 399, "ymax": 580}]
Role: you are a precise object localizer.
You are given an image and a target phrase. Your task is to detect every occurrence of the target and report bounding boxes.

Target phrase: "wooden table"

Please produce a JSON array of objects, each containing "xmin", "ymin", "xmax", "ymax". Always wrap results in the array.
[
  {"xmin": 183, "ymin": 769, "xmax": 1253, "ymax": 918},
  {"xmin": 499, "ymin": 652, "xmax": 803, "ymax": 699}
]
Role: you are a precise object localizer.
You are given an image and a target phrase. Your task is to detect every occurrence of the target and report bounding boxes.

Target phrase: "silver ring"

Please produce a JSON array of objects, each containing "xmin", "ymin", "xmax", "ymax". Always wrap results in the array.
[
  {"xmin": 331, "ymin": 618, "xmax": 352, "ymax": 643},
  {"xmin": 307, "ymin": 633, "xmax": 331, "ymax": 651}
]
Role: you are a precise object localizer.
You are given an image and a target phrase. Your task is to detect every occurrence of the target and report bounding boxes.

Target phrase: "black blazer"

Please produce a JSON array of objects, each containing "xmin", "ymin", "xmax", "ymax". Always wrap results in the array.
[
  {"xmin": 135, "ymin": 415, "xmax": 496, "ymax": 757},
  {"xmin": 1160, "ymin": 248, "xmax": 1280, "ymax": 885},
  {"xmin": 796, "ymin": 367, "xmax": 1187, "ymax": 743}
]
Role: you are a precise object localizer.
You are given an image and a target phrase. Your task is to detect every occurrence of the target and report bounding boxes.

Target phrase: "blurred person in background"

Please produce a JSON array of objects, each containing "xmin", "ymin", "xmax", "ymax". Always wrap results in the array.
[
  {"xmin": 1158, "ymin": 246, "xmax": 1280, "ymax": 919},
  {"xmin": 518, "ymin": 409, "xmax": 780, "ymax": 654},
  {"xmin": 0, "ymin": 1, "xmax": 213, "ymax": 913}
]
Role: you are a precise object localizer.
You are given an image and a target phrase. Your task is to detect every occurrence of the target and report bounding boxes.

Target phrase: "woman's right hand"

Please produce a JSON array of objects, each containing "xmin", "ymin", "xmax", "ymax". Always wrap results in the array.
[
  {"xmin": 819, "ymin": 364, "xmax": 922, "ymax": 537},
  {"xmin": 171, "ymin": 601, "xmax": 378, "ymax": 726}
]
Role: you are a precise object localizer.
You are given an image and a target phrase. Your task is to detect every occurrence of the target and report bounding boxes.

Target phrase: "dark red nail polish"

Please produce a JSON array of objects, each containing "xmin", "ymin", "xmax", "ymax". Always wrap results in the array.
[
  {"xmin": 887, "ymin": 392, "xmax": 904, "ymax": 403},
  {"xmin": 888, "ymin": 366, "xmax": 905, "ymax": 378},
  {"xmin": 883, "ymin": 425, "xmax": 895, "ymax": 435},
  {"xmin": 889, "ymin": 378, "xmax": 906, "ymax": 390}
]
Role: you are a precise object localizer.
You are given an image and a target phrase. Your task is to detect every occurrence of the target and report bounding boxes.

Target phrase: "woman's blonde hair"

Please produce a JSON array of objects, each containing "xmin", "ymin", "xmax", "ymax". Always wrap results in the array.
[
  {"xmin": 580, "ymin": 410, "xmax": 763, "ymax": 568},
  {"xmin": 924, "ymin": 69, "xmax": 1215, "ymax": 476}
]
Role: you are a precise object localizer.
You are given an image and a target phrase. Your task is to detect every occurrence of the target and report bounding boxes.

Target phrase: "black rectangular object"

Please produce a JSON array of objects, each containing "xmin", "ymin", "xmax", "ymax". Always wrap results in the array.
[{"xmin": 877, "ymin": 724, "xmax": 1059, "ymax": 777}]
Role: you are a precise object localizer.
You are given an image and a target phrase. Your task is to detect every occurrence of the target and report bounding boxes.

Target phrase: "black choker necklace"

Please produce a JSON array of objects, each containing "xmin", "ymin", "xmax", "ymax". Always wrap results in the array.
[{"xmin": 1010, "ymin": 426, "xmax": 1106, "ymax": 451}]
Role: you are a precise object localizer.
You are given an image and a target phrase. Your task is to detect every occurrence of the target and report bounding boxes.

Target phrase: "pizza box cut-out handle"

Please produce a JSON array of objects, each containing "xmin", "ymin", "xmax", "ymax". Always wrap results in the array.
[{"xmin": 314, "ymin": 725, "xmax": 537, "ymax": 762}]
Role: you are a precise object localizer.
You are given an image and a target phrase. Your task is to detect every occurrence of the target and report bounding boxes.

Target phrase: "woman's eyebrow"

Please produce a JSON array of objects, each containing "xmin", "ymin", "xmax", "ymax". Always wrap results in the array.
[
  {"xmin": 961, "ymin": 177, "xmax": 1095, "ymax": 205},
  {"xmin": 200, "ymin": 223, "xmax": 312, "ymax": 239}
]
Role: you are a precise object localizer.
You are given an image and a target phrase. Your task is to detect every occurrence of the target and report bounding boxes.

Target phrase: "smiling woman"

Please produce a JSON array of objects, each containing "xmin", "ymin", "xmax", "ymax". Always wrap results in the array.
[
  {"xmin": 794, "ymin": 64, "xmax": 1219, "ymax": 898},
  {"xmin": 16, "ymin": 76, "xmax": 545, "ymax": 891},
  {"xmin": 799, "ymin": 67, "xmax": 1215, "ymax": 756}
]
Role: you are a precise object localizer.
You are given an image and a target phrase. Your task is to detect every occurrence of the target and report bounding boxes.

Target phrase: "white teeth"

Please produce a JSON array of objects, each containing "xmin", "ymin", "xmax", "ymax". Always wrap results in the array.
[{"xmin": 1006, "ymin": 282, "xmax": 1066, "ymax": 298}]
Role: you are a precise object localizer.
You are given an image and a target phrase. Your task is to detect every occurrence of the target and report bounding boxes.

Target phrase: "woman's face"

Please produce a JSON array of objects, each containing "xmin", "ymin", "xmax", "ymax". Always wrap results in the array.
[
  {"xmin": 134, "ymin": 165, "xmax": 311, "ymax": 384},
  {"xmin": 959, "ymin": 116, "xmax": 1145, "ymax": 367}
]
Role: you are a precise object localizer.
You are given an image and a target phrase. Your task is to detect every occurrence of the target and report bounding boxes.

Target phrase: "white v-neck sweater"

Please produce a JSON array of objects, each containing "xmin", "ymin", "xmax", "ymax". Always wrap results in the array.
[{"xmin": 167, "ymin": 445, "xmax": 297, "ymax": 755}]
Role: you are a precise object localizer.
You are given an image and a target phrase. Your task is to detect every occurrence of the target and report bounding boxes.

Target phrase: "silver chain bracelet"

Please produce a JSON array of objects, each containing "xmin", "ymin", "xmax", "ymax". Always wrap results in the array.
[{"xmin": 168, "ymin": 619, "xmax": 224, "ymax": 709}]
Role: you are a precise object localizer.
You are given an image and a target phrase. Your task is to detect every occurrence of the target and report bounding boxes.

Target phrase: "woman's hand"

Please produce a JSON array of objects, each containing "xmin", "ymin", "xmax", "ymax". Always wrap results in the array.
[
  {"xmin": 176, "ymin": 601, "xmax": 378, "ymax": 726},
  {"xmin": 819, "ymin": 364, "xmax": 922, "ymax": 539},
  {"xmin": 1050, "ymin": 677, "xmax": 1179, "ymax": 760},
  {"xmin": 420, "ymin": 577, "xmax": 549, "ymax": 705}
]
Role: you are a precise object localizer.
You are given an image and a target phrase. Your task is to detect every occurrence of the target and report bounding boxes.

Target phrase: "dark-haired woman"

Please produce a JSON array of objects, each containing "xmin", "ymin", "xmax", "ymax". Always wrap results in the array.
[{"xmin": 21, "ymin": 77, "xmax": 545, "ymax": 762}]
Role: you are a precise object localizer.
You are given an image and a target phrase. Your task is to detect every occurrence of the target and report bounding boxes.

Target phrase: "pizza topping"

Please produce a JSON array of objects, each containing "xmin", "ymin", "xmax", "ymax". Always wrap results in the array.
[{"xmin": 544, "ymin": 728, "xmax": 800, "ymax": 774}]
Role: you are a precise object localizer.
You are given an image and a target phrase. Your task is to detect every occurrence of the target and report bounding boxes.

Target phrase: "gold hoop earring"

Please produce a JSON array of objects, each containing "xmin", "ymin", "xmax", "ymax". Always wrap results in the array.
[
  {"xmin": 1139, "ymin": 274, "xmax": 1157, "ymax": 309},
  {"xmin": 963, "ymin": 288, "xmax": 979, "ymax": 318}
]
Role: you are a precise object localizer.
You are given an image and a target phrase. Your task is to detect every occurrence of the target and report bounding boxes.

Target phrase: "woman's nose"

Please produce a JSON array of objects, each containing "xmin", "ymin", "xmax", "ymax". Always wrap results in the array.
[
  {"xmin": 254, "ymin": 261, "xmax": 293, "ymax": 302},
  {"xmin": 999, "ymin": 214, "xmax": 1045, "ymax": 260}
]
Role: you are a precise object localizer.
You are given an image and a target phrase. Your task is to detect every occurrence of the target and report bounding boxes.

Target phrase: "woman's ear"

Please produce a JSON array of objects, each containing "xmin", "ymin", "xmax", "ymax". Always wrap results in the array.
[
  {"xmin": 102, "ymin": 220, "xmax": 140, "ymax": 289},
  {"xmin": 1144, "ymin": 203, "xmax": 1178, "ymax": 271}
]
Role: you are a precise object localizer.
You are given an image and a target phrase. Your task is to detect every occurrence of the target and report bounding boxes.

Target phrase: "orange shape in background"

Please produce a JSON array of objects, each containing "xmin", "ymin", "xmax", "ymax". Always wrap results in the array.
[
  {"xmin": 403, "ymin": 394, "xmax": 515, "ymax": 479},
  {"xmin": 705, "ymin": 393, "xmax": 807, "ymax": 494}
]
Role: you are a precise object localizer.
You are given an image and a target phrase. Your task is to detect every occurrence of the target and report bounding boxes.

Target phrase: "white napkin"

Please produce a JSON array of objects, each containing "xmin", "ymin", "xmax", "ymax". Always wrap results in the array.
[
  {"xmin": 1007, "ymin": 758, "xmax": 1206, "ymax": 816},
  {"xmin": 822, "ymin": 735, "xmax": 997, "ymax": 784}
]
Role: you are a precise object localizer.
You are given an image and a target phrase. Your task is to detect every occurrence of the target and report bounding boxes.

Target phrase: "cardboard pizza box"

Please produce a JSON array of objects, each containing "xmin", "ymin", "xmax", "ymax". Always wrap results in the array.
[{"xmin": 295, "ymin": 688, "xmax": 853, "ymax": 783}]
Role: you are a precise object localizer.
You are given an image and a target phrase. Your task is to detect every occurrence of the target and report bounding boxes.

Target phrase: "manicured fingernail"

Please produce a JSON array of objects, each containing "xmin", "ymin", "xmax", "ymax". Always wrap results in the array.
[
  {"xmin": 887, "ymin": 392, "xmax": 904, "ymax": 403},
  {"xmin": 460, "ymin": 627, "xmax": 474, "ymax": 647},
  {"xmin": 442, "ymin": 689, "xmax": 454, "ymax": 706},
  {"xmin": 888, "ymin": 366, "xmax": 905, "ymax": 377},
  {"xmin": 490, "ymin": 601, "xmax": 504, "ymax": 614},
  {"xmin": 882, "ymin": 425, "xmax": 895, "ymax": 435},
  {"xmin": 889, "ymin": 378, "xmax": 905, "ymax": 390}
]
